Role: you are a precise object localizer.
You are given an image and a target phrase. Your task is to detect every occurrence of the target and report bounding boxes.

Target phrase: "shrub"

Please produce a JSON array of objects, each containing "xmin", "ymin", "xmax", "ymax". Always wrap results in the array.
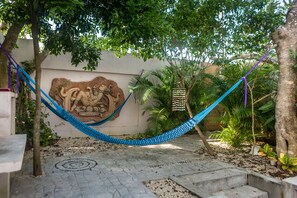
[
  {"xmin": 16, "ymin": 92, "xmax": 60, "ymax": 147},
  {"xmin": 258, "ymin": 143, "xmax": 277, "ymax": 159},
  {"xmin": 209, "ymin": 61, "xmax": 277, "ymax": 147},
  {"xmin": 279, "ymin": 153, "xmax": 297, "ymax": 173}
]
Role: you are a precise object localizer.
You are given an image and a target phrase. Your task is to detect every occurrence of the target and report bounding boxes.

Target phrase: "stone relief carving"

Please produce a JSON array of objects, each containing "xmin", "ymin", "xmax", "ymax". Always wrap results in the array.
[{"xmin": 49, "ymin": 77, "xmax": 125, "ymax": 123}]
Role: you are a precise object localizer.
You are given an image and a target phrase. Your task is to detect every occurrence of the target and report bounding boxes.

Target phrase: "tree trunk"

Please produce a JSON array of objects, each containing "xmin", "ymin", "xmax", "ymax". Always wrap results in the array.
[
  {"xmin": 0, "ymin": 23, "xmax": 24, "ymax": 88},
  {"xmin": 272, "ymin": 0, "xmax": 297, "ymax": 157},
  {"xmin": 31, "ymin": 2, "xmax": 42, "ymax": 176},
  {"xmin": 185, "ymin": 97, "xmax": 216, "ymax": 156}
]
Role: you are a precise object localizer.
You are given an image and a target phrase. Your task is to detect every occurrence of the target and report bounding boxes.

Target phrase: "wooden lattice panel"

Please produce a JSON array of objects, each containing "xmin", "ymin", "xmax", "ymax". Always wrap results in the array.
[{"xmin": 172, "ymin": 88, "xmax": 186, "ymax": 111}]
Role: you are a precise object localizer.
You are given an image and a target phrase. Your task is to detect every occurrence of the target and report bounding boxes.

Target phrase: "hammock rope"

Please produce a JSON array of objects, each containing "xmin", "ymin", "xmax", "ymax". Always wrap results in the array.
[
  {"xmin": 0, "ymin": 43, "xmax": 270, "ymax": 146},
  {"xmin": 241, "ymin": 49, "xmax": 271, "ymax": 107}
]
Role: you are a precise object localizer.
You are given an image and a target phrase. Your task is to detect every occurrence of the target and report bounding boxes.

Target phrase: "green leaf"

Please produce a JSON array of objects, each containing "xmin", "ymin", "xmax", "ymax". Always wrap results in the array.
[{"xmin": 282, "ymin": 165, "xmax": 288, "ymax": 170}]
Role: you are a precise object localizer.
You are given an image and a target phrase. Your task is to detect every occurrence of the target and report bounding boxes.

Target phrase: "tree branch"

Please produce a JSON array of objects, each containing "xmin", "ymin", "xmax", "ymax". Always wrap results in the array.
[{"xmin": 229, "ymin": 53, "xmax": 277, "ymax": 64}]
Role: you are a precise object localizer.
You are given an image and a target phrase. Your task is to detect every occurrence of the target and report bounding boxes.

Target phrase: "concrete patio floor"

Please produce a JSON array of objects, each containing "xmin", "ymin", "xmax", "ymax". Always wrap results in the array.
[{"xmin": 10, "ymin": 135, "xmax": 242, "ymax": 198}]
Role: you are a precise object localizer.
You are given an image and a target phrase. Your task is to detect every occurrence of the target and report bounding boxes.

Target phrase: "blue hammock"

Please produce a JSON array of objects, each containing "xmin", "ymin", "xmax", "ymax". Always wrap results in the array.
[
  {"xmin": 17, "ymin": 63, "xmax": 242, "ymax": 146},
  {"xmin": 2, "ymin": 45, "xmax": 270, "ymax": 146}
]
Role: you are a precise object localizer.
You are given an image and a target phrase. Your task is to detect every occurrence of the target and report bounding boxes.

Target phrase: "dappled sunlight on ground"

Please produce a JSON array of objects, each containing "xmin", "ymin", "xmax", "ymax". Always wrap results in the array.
[
  {"xmin": 209, "ymin": 141, "xmax": 232, "ymax": 149},
  {"xmin": 138, "ymin": 143, "xmax": 183, "ymax": 150},
  {"xmin": 67, "ymin": 146, "xmax": 96, "ymax": 150}
]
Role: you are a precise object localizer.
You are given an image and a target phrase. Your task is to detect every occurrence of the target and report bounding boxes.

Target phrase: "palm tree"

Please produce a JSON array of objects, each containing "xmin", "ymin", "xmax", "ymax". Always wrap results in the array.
[{"xmin": 130, "ymin": 62, "xmax": 216, "ymax": 155}]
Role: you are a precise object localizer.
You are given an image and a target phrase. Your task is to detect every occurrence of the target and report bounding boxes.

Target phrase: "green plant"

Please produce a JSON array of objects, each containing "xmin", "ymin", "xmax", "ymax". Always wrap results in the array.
[
  {"xmin": 39, "ymin": 111, "xmax": 60, "ymax": 146},
  {"xmin": 279, "ymin": 153, "xmax": 297, "ymax": 172},
  {"xmin": 258, "ymin": 100, "xmax": 276, "ymax": 133},
  {"xmin": 208, "ymin": 61, "xmax": 277, "ymax": 148},
  {"xmin": 129, "ymin": 64, "xmax": 210, "ymax": 138},
  {"xmin": 258, "ymin": 143, "xmax": 277, "ymax": 159},
  {"xmin": 16, "ymin": 85, "xmax": 60, "ymax": 147},
  {"xmin": 210, "ymin": 111, "xmax": 253, "ymax": 148},
  {"xmin": 129, "ymin": 66, "xmax": 185, "ymax": 137}
]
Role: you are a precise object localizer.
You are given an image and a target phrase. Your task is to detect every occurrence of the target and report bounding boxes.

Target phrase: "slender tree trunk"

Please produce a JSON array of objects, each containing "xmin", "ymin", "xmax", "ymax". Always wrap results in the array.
[
  {"xmin": 272, "ymin": 0, "xmax": 297, "ymax": 157},
  {"xmin": 31, "ymin": 2, "xmax": 42, "ymax": 176},
  {"xmin": 247, "ymin": 83, "xmax": 256, "ymax": 154},
  {"xmin": 185, "ymin": 95, "xmax": 216, "ymax": 156},
  {"xmin": 0, "ymin": 23, "xmax": 24, "ymax": 88}
]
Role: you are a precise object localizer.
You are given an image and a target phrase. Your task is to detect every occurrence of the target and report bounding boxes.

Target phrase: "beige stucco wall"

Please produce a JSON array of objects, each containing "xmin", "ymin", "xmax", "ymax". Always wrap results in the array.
[{"xmin": 9, "ymin": 38, "xmax": 168, "ymax": 137}]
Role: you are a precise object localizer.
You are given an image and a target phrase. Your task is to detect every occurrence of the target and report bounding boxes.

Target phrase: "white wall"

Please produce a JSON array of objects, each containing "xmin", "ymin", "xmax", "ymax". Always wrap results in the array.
[
  {"xmin": 0, "ymin": 92, "xmax": 17, "ymax": 136},
  {"xmin": 10, "ymin": 38, "xmax": 168, "ymax": 137}
]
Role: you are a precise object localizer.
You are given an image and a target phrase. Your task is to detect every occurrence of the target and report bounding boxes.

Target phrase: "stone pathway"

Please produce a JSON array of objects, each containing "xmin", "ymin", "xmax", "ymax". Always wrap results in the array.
[{"xmin": 10, "ymin": 135, "xmax": 235, "ymax": 198}]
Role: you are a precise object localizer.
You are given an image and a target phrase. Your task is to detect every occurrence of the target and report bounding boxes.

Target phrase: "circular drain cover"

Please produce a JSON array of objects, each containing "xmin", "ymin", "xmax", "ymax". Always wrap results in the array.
[{"xmin": 55, "ymin": 158, "xmax": 97, "ymax": 171}]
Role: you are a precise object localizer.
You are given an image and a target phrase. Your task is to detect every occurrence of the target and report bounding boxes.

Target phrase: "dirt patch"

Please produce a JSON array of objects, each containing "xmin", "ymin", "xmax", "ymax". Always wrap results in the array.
[{"xmin": 209, "ymin": 142, "xmax": 296, "ymax": 180}]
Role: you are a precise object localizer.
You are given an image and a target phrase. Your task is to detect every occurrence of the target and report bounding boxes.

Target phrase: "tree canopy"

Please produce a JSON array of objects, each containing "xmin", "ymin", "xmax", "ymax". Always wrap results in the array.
[
  {"xmin": 100, "ymin": 0, "xmax": 286, "ymax": 63},
  {"xmin": 1, "ymin": 0, "xmax": 286, "ymax": 67}
]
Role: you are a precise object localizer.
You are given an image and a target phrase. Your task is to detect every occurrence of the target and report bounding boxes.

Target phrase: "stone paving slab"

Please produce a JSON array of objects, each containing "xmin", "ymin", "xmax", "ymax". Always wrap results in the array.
[
  {"xmin": 10, "ymin": 135, "xmax": 235, "ymax": 198},
  {"xmin": 171, "ymin": 168, "xmax": 247, "ymax": 197}
]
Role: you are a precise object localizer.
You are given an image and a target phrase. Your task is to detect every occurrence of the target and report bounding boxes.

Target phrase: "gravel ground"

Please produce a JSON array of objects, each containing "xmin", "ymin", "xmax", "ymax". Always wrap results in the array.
[
  {"xmin": 25, "ymin": 137, "xmax": 128, "ymax": 160},
  {"xmin": 209, "ymin": 142, "xmax": 297, "ymax": 180},
  {"xmin": 145, "ymin": 179, "xmax": 198, "ymax": 198}
]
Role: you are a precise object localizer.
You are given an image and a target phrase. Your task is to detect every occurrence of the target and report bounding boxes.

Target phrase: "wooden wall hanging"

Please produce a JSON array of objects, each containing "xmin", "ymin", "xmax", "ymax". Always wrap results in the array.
[{"xmin": 172, "ymin": 88, "xmax": 186, "ymax": 111}]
